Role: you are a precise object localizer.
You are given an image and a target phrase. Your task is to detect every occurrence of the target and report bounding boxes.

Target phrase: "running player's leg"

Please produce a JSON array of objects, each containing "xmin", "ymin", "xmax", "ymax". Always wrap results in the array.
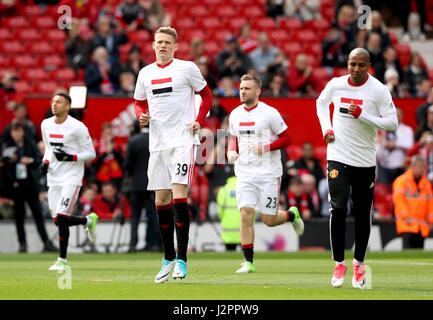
[{"xmin": 155, "ymin": 189, "xmax": 175, "ymax": 261}]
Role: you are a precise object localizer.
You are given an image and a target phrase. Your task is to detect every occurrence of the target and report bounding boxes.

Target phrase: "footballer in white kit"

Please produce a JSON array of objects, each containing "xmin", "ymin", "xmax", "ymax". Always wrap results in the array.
[
  {"xmin": 227, "ymin": 74, "xmax": 304, "ymax": 274},
  {"xmin": 40, "ymin": 92, "xmax": 98, "ymax": 271},
  {"xmin": 316, "ymin": 48, "xmax": 398, "ymax": 289},
  {"xmin": 133, "ymin": 27, "xmax": 213, "ymax": 283}
]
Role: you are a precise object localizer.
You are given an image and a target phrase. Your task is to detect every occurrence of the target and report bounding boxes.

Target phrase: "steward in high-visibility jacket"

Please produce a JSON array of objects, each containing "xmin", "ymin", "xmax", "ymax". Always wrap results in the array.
[
  {"xmin": 392, "ymin": 156, "xmax": 433, "ymax": 239},
  {"xmin": 217, "ymin": 176, "xmax": 241, "ymax": 247}
]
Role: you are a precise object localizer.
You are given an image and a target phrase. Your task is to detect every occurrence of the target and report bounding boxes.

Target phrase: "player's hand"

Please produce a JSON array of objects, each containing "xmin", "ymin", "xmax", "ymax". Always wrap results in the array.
[
  {"xmin": 324, "ymin": 133, "xmax": 335, "ymax": 144},
  {"xmin": 348, "ymin": 102, "xmax": 357, "ymax": 115},
  {"xmin": 227, "ymin": 151, "xmax": 239, "ymax": 163},
  {"xmin": 53, "ymin": 149, "xmax": 75, "ymax": 161},
  {"xmin": 348, "ymin": 101, "xmax": 362, "ymax": 118},
  {"xmin": 186, "ymin": 121, "xmax": 201, "ymax": 135},
  {"xmin": 39, "ymin": 161, "xmax": 49, "ymax": 175},
  {"xmin": 249, "ymin": 143, "xmax": 265, "ymax": 155},
  {"xmin": 139, "ymin": 112, "xmax": 151, "ymax": 127}
]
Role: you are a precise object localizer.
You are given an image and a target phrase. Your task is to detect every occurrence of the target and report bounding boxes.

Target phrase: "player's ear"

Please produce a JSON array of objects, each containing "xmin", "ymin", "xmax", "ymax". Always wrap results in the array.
[
  {"xmin": 152, "ymin": 41, "xmax": 155, "ymax": 50},
  {"xmin": 174, "ymin": 42, "xmax": 178, "ymax": 52}
]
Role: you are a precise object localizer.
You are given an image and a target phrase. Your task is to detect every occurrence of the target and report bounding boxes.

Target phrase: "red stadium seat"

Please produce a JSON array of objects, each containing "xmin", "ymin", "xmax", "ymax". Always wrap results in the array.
[
  {"xmin": 333, "ymin": 67, "xmax": 349, "ymax": 77},
  {"xmin": 304, "ymin": 42, "xmax": 323, "ymax": 57},
  {"xmin": 41, "ymin": 55, "xmax": 66, "ymax": 69},
  {"xmin": 313, "ymin": 67, "xmax": 331, "ymax": 82},
  {"xmin": 279, "ymin": 18, "xmax": 303, "ymax": 32},
  {"xmin": 43, "ymin": 29, "xmax": 68, "ymax": 43},
  {"xmin": 295, "ymin": 30, "xmax": 318, "ymax": 44},
  {"xmin": 1, "ymin": 17, "xmax": 28, "ymax": 29},
  {"xmin": 212, "ymin": 5, "xmax": 237, "ymax": 19},
  {"xmin": 14, "ymin": 81, "xmax": 33, "ymax": 94},
  {"xmin": 238, "ymin": 6, "xmax": 264, "ymax": 18},
  {"xmin": 205, "ymin": 41, "xmax": 221, "ymax": 57},
  {"xmin": 0, "ymin": 41, "xmax": 26, "ymax": 54},
  {"xmin": 50, "ymin": 68, "xmax": 76, "ymax": 82},
  {"xmin": 18, "ymin": 5, "xmax": 44, "ymax": 16},
  {"xmin": 394, "ymin": 43, "xmax": 411, "ymax": 56},
  {"xmin": 33, "ymin": 81, "xmax": 61, "ymax": 95},
  {"xmin": 286, "ymin": 145, "xmax": 302, "ymax": 160},
  {"xmin": 314, "ymin": 145, "xmax": 327, "ymax": 161},
  {"xmin": 11, "ymin": 55, "xmax": 39, "ymax": 68},
  {"xmin": 252, "ymin": 17, "xmax": 276, "ymax": 31},
  {"xmin": 225, "ymin": 17, "xmax": 248, "ymax": 33},
  {"xmin": 269, "ymin": 29, "xmax": 292, "ymax": 44},
  {"xmin": 175, "ymin": 41, "xmax": 190, "ymax": 58},
  {"xmin": 21, "ymin": 68, "xmax": 50, "ymax": 81},
  {"xmin": 174, "ymin": 17, "xmax": 196, "ymax": 31},
  {"xmin": 53, "ymin": 42, "xmax": 66, "ymax": 55},
  {"xmin": 0, "ymin": 55, "xmax": 10, "ymax": 67},
  {"xmin": 15, "ymin": 29, "xmax": 41, "ymax": 42},
  {"xmin": 0, "ymin": 28, "xmax": 13, "ymax": 41},
  {"xmin": 203, "ymin": 0, "xmax": 224, "ymax": 5},
  {"xmin": 181, "ymin": 30, "xmax": 206, "ymax": 42},
  {"xmin": 281, "ymin": 42, "xmax": 302, "ymax": 57},
  {"xmin": 128, "ymin": 30, "xmax": 151, "ymax": 43},
  {"xmin": 184, "ymin": 5, "xmax": 209, "ymax": 18},
  {"xmin": 197, "ymin": 17, "xmax": 222, "ymax": 31},
  {"xmin": 230, "ymin": 0, "xmax": 250, "ymax": 5},
  {"xmin": 388, "ymin": 31, "xmax": 399, "ymax": 46},
  {"xmin": 27, "ymin": 42, "xmax": 54, "ymax": 55},
  {"xmin": 30, "ymin": 16, "xmax": 57, "ymax": 29},
  {"xmin": 210, "ymin": 29, "xmax": 233, "ymax": 42}
]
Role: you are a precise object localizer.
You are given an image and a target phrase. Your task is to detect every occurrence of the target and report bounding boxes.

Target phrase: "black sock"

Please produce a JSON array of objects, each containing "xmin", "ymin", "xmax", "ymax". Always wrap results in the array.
[
  {"xmin": 242, "ymin": 244, "xmax": 254, "ymax": 263},
  {"xmin": 173, "ymin": 199, "xmax": 190, "ymax": 262},
  {"xmin": 66, "ymin": 215, "xmax": 87, "ymax": 226},
  {"xmin": 286, "ymin": 210, "xmax": 295, "ymax": 222},
  {"xmin": 56, "ymin": 215, "xmax": 70, "ymax": 259},
  {"xmin": 156, "ymin": 204, "xmax": 176, "ymax": 261}
]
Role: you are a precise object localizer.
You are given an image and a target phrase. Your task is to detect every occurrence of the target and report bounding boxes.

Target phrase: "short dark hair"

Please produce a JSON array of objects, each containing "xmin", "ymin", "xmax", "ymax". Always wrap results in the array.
[
  {"xmin": 54, "ymin": 92, "xmax": 72, "ymax": 105},
  {"xmin": 10, "ymin": 122, "xmax": 26, "ymax": 131}
]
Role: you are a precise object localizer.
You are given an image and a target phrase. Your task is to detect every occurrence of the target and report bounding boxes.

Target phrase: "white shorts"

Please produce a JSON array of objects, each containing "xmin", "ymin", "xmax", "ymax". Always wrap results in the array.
[
  {"xmin": 236, "ymin": 177, "xmax": 281, "ymax": 215},
  {"xmin": 48, "ymin": 185, "xmax": 81, "ymax": 218},
  {"xmin": 147, "ymin": 145, "xmax": 197, "ymax": 190}
]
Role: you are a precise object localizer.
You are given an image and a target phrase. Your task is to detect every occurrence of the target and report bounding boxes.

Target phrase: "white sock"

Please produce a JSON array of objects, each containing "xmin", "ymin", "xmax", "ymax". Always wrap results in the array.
[
  {"xmin": 336, "ymin": 261, "xmax": 346, "ymax": 266},
  {"xmin": 58, "ymin": 257, "xmax": 67, "ymax": 263},
  {"xmin": 86, "ymin": 216, "xmax": 92, "ymax": 227},
  {"xmin": 353, "ymin": 259, "xmax": 363, "ymax": 266}
]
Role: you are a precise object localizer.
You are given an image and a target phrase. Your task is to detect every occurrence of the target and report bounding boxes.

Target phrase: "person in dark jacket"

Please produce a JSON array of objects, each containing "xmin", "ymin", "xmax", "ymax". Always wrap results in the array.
[
  {"xmin": 0, "ymin": 122, "xmax": 57, "ymax": 253},
  {"xmin": 123, "ymin": 123, "xmax": 161, "ymax": 252}
]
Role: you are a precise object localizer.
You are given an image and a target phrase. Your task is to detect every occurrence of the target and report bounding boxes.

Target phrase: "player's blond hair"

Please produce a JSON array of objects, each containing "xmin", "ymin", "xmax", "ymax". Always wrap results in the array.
[
  {"xmin": 240, "ymin": 74, "xmax": 262, "ymax": 89},
  {"xmin": 154, "ymin": 26, "xmax": 178, "ymax": 43}
]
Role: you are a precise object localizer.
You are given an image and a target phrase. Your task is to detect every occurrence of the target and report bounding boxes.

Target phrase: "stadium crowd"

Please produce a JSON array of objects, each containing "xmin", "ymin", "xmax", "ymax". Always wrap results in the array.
[{"xmin": 1, "ymin": 0, "xmax": 433, "ymax": 251}]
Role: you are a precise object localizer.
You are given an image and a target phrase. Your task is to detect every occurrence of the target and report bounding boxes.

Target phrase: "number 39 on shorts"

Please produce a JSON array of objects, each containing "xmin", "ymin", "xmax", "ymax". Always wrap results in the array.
[{"xmin": 175, "ymin": 163, "xmax": 188, "ymax": 176}]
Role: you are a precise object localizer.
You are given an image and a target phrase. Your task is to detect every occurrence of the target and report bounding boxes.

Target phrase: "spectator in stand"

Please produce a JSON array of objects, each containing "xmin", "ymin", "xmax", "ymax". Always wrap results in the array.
[
  {"xmin": 215, "ymin": 35, "xmax": 252, "ymax": 81},
  {"xmin": 0, "ymin": 122, "xmax": 57, "ymax": 253},
  {"xmin": 188, "ymin": 165, "xmax": 209, "ymax": 221},
  {"xmin": 288, "ymin": 53, "xmax": 316, "ymax": 97},
  {"xmin": 395, "ymin": 0, "xmax": 427, "ymax": 42},
  {"xmin": 238, "ymin": 23, "xmax": 258, "ymax": 54},
  {"xmin": 284, "ymin": 0, "xmax": 321, "ymax": 21},
  {"xmin": 407, "ymin": 131, "xmax": 433, "ymax": 182},
  {"xmin": 287, "ymin": 176, "xmax": 314, "ymax": 221},
  {"xmin": 374, "ymin": 46, "xmax": 404, "ymax": 84},
  {"xmin": 1, "ymin": 103, "xmax": 39, "ymax": 145},
  {"xmin": 392, "ymin": 155, "xmax": 433, "ymax": 249},
  {"xmin": 365, "ymin": 32, "xmax": 383, "ymax": 68},
  {"xmin": 196, "ymin": 59, "xmax": 218, "ymax": 92},
  {"xmin": 216, "ymin": 77, "xmax": 240, "ymax": 97},
  {"xmin": 0, "ymin": 71, "xmax": 23, "ymax": 135},
  {"xmin": 291, "ymin": 141, "xmax": 324, "ymax": 189},
  {"xmin": 262, "ymin": 74, "xmax": 289, "ymax": 97},
  {"xmin": 92, "ymin": 181, "xmax": 131, "ymax": 220},
  {"xmin": 404, "ymin": 52, "xmax": 429, "ymax": 97},
  {"xmin": 300, "ymin": 173, "xmax": 320, "ymax": 217},
  {"xmin": 416, "ymin": 87, "xmax": 433, "ymax": 124},
  {"xmin": 322, "ymin": 24, "xmax": 351, "ymax": 70},
  {"xmin": 416, "ymin": 79, "xmax": 432, "ymax": 99},
  {"xmin": 370, "ymin": 10, "xmax": 391, "ymax": 50},
  {"xmin": 208, "ymin": 96, "xmax": 228, "ymax": 125},
  {"xmin": 93, "ymin": 122, "xmax": 124, "ymax": 189},
  {"xmin": 77, "ymin": 186, "xmax": 97, "ymax": 217},
  {"xmin": 138, "ymin": 0, "xmax": 169, "ymax": 32},
  {"xmin": 115, "ymin": 0, "xmax": 145, "ymax": 32},
  {"xmin": 267, "ymin": 0, "xmax": 285, "ymax": 19},
  {"xmin": 264, "ymin": 50, "xmax": 289, "ymax": 82},
  {"xmin": 93, "ymin": 15, "xmax": 128, "ymax": 66},
  {"xmin": 384, "ymin": 69, "xmax": 402, "ymax": 98},
  {"xmin": 65, "ymin": 18, "xmax": 95, "ymax": 72},
  {"xmin": 353, "ymin": 28, "xmax": 368, "ymax": 49},
  {"xmin": 121, "ymin": 45, "xmax": 146, "ymax": 79},
  {"xmin": 336, "ymin": 4, "xmax": 358, "ymax": 49},
  {"xmin": 119, "ymin": 72, "xmax": 136, "ymax": 97},
  {"xmin": 190, "ymin": 38, "xmax": 218, "ymax": 89},
  {"xmin": 249, "ymin": 32, "xmax": 279, "ymax": 81},
  {"xmin": 0, "ymin": 0, "xmax": 17, "ymax": 16},
  {"xmin": 318, "ymin": 177, "xmax": 330, "ymax": 217},
  {"xmin": 85, "ymin": 46, "xmax": 121, "ymax": 94},
  {"xmin": 415, "ymin": 104, "xmax": 433, "ymax": 142},
  {"xmin": 376, "ymin": 107, "xmax": 414, "ymax": 188}
]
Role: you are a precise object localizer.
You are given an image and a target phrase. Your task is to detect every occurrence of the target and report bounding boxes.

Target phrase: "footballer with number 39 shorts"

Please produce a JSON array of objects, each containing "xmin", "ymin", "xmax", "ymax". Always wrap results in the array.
[
  {"xmin": 316, "ymin": 48, "xmax": 398, "ymax": 289},
  {"xmin": 228, "ymin": 74, "xmax": 304, "ymax": 274},
  {"xmin": 40, "ymin": 92, "xmax": 98, "ymax": 272},
  {"xmin": 133, "ymin": 27, "xmax": 213, "ymax": 283}
]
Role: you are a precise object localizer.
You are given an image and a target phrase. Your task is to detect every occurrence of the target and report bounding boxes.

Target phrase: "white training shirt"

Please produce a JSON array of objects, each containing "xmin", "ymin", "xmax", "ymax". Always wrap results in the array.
[
  {"xmin": 133, "ymin": 58, "xmax": 207, "ymax": 152},
  {"xmin": 316, "ymin": 74, "xmax": 398, "ymax": 167},
  {"xmin": 229, "ymin": 101, "xmax": 288, "ymax": 178},
  {"xmin": 41, "ymin": 115, "xmax": 96, "ymax": 187}
]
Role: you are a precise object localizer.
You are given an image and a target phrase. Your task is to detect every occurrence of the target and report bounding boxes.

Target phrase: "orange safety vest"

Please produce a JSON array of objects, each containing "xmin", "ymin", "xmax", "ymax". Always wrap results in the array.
[{"xmin": 392, "ymin": 169, "xmax": 433, "ymax": 238}]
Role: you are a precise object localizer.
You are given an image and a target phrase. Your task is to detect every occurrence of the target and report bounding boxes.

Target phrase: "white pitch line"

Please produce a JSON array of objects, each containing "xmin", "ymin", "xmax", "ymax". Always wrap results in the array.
[{"xmin": 366, "ymin": 260, "xmax": 433, "ymax": 267}]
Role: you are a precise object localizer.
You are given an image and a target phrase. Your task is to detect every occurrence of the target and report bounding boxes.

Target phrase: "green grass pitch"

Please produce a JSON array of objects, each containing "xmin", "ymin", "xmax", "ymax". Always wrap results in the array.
[{"xmin": 0, "ymin": 251, "xmax": 432, "ymax": 300}]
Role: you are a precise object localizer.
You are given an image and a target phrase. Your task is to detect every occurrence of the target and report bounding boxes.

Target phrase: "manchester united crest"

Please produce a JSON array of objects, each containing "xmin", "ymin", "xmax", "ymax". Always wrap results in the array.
[{"xmin": 329, "ymin": 169, "xmax": 339, "ymax": 179}]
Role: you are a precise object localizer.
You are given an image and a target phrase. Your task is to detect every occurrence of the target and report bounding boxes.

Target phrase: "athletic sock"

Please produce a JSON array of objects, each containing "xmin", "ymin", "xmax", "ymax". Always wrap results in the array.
[
  {"xmin": 286, "ymin": 210, "xmax": 295, "ymax": 222},
  {"xmin": 156, "ymin": 203, "xmax": 176, "ymax": 261},
  {"xmin": 353, "ymin": 259, "xmax": 363, "ymax": 266},
  {"xmin": 65, "ymin": 215, "xmax": 87, "ymax": 226},
  {"xmin": 336, "ymin": 260, "xmax": 346, "ymax": 266},
  {"xmin": 241, "ymin": 243, "xmax": 254, "ymax": 263},
  {"xmin": 56, "ymin": 216, "xmax": 70, "ymax": 259},
  {"xmin": 173, "ymin": 198, "xmax": 190, "ymax": 262}
]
